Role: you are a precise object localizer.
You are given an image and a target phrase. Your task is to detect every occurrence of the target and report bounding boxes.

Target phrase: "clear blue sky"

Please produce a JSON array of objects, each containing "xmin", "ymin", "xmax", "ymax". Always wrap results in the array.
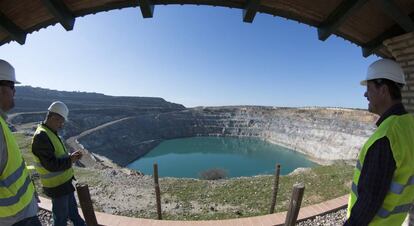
[{"xmin": 0, "ymin": 5, "xmax": 378, "ymax": 108}]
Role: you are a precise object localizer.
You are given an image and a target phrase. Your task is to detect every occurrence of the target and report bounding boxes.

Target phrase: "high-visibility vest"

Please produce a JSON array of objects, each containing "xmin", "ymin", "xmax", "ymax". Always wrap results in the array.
[
  {"xmin": 0, "ymin": 117, "xmax": 35, "ymax": 217},
  {"xmin": 347, "ymin": 114, "xmax": 414, "ymax": 225},
  {"xmin": 31, "ymin": 125, "xmax": 74, "ymax": 188}
]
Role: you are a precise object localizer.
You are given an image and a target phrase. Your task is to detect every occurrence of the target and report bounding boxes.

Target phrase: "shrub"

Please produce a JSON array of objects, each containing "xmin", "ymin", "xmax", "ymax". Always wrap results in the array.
[{"xmin": 199, "ymin": 168, "xmax": 228, "ymax": 180}]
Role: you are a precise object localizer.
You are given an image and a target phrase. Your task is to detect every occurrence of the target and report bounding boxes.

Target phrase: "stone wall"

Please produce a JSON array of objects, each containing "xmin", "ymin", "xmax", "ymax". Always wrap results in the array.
[
  {"xmin": 383, "ymin": 32, "xmax": 414, "ymax": 226},
  {"xmin": 384, "ymin": 32, "xmax": 414, "ymax": 113}
]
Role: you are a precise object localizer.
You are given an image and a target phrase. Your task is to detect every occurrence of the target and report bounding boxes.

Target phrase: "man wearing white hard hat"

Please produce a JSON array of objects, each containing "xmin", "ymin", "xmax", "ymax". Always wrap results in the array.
[
  {"xmin": 0, "ymin": 59, "xmax": 41, "ymax": 226},
  {"xmin": 31, "ymin": 101, "xmax": 86, "ymax": 226},
  {"xmin": 345, "ymin": 58, "xmax": 414, "ymax": 225}
]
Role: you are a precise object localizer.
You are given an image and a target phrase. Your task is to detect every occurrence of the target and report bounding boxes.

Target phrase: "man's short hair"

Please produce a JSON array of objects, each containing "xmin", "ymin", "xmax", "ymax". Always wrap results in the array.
[
  {"xmin": 372, "ymin": 78, "xmax": 403, "ymax": 101},
  {"xmin": 46, "ymin": 111, "xmax": 62, "ymax": 120}
]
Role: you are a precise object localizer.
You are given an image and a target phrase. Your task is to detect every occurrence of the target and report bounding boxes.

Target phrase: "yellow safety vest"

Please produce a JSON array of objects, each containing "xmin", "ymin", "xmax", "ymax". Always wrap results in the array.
[
  {"xmin": 347, "ymin": 114, "xmax": 414, "ymax": 225},
  {"xmin": 31, "ymin": 125, "xmax": 74, "ymax": 188},
  {"xmin": 0, "ymin": 117, "xmax": 35, "ymax": 217}
]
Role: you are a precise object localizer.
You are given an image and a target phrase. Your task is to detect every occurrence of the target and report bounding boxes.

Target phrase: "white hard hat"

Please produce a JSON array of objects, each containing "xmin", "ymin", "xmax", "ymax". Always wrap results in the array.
[
  {"xmin": 48, "ymin": 101, "xmax": 69, "ymax": 120},
  {"xmin": 360, "ymin": 59, "xmax": 406, "ymax": 86},
  {"xmin": 0, "ymin": 59, "xmax": 20, "ymax": 84}
]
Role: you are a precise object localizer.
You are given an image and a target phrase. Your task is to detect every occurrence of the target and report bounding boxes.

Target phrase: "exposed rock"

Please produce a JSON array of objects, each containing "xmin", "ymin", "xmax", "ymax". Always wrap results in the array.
[
  {"xmin": 289, "ymin": 167, "xmax": 312, "ymax": 176},
  {"xmin": 10, "ymin": 86, "xmax": 185, "ymax": 139},
  {"xmin": 10, "ymin": 87, "xmax": 377, "ymax": 168},
  {"xmin": 78, "ymin": 106, "xmax": 376, "ymax": 166}
]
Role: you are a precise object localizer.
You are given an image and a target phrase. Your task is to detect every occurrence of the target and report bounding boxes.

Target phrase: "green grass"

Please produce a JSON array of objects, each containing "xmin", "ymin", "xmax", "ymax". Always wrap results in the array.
[
  {"xmin": 160, "ymin": 164, "xmax": 353, "ymax": 220},
  {"xmin": 14, "ymin": 132, "xmax": 36, "ymax": 164},
  {"xmin": 74, "ymin": 167, "xmax": 102, "ymax": 187}
]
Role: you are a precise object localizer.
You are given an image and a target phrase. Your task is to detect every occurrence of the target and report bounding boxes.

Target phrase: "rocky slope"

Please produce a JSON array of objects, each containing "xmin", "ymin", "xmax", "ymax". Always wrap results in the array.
[
  {"xmin": 10, "ymin": 86, "xmax": 185, "ymax": 138},
  {"xmin": 13, "ymin": 86, "xmax": 184, "ymax": 113},
  {"xmin": 10, "ymin": 87, "xmax": 382, "ymax": 222},
  {"xmin": 10, "ymin": 87, "xmax": 377, "ymax": 167},
  {"xmin": 77, "ymin": 106, "xmax": 376, "ymax": 166}
]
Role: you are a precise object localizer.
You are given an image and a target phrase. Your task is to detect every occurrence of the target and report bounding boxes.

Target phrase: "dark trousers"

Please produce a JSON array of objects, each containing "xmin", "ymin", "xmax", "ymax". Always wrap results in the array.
[
  {"xmin": 12, "ymin": 216, "xmax": 42, "ymax": 226},
  {"xmin": 52, "ymin": 192, "xmax": 86, "ymax": 226}
]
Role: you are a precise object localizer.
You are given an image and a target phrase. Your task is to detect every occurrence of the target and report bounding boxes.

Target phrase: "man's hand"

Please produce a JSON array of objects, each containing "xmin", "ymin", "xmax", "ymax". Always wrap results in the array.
[{"xmin": 70, "ymin": 150, "xmax": 83, "ymax": 163}]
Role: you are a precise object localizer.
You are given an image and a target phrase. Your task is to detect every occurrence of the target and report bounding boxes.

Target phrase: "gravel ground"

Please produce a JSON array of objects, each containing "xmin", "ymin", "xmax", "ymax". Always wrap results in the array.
[
  {"xmin": 38, "ymin": 208, "xmax": 347, "ymax": 226},
  {"xmin": 38, "ymin": 209, "xmax": 73, "ymax": 226},
  {"xmin": 38, "ymin": 209, "xmax": 53, "ymax": 226},
  {"xmin": 297, "ymin": 208, "xmax": 346, "ymax": 226}
]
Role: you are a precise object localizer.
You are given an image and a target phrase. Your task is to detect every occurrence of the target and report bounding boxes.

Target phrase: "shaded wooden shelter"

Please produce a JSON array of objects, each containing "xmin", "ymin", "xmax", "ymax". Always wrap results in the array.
[
  {"xmin": 0, "ymin": 0, "xmax": 414, "ymax": 111},
  {"xmin": 1, "ymin": 1, "xmax": 414, "ymax": 224}
]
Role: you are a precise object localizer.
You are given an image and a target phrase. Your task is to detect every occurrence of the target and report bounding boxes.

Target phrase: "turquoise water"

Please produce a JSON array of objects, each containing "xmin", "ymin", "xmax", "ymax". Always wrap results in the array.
[{"xmin": 127, "ymin": 137, "xmax": 317, "ymax": 178}]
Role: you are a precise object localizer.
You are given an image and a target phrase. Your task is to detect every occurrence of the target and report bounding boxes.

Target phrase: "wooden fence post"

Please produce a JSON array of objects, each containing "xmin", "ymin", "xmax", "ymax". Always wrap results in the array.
[
  {"xmin": 76, "ymin": 183, "xmax": 98, "ymax": 226},
  {"xmin": 153, "ymin": 163, "xmax": 162, "ymax": 220},
  {"xmin": 269, "ymin": 164, "xmax": 281, "ymax": 214},
  {"xmin": 284, "ymin": 183, "xmax": 305, "ymax": 226}
]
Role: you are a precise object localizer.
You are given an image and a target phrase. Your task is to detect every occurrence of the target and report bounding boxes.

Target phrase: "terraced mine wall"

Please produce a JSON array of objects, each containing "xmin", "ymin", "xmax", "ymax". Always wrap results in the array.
[
  {"xmin": 10, "ymin": 86, "xmax": 186, "ymax": 138},
  {"xmin": 77, "ymin": 106, "xmax": 377, "ymax": 166},
  {"xmin": 10, "ymin": 87, "xmax": 377, "ymax": 168}
]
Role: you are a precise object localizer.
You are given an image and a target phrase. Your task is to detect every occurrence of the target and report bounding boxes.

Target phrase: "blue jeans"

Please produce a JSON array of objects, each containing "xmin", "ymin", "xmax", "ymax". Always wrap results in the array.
[
  {"xmin": 12, "ymin": 216, "xmax": 42, "ymax": 226},
  {"xmin": 52, "ymin": 192, "xmax": 86, "ymax": 226}
]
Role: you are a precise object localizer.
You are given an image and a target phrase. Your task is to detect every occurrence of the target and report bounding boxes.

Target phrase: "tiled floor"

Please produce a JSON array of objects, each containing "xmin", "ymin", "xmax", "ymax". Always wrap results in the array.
[{"xmin": 39, "ymin": 195, "xmax": 348, "ymax": 226}]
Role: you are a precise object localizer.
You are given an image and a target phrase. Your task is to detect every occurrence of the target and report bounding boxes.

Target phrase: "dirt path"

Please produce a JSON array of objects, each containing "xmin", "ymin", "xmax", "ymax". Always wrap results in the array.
[{"xmin": 65, "ymin": 116, "xmax": 135, "ymax": 167}]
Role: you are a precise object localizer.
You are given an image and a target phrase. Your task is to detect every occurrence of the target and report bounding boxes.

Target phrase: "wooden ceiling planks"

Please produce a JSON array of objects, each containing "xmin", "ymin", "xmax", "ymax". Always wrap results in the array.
[{"xmin": 0, "ymin": 0, "xmax": 414, "ymax": 58}]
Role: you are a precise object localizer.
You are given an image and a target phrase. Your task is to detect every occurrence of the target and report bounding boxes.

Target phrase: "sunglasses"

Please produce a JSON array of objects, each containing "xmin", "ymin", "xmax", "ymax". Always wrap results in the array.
[{"xmin": 0, "ymin": 81, "xmax": 15, "ymax": 90}]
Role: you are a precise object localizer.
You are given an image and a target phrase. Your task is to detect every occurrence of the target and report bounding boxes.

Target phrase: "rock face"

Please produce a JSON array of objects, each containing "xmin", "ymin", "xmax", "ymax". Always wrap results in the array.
[
  {"xmin": 78, "ymin": 106, "xmax": 377, "ymax": 166},
  {"xmin": 13, "ymin": 86, "xmax": 184, "ymax": 113},
  {"xmin": 10, "ymin": 86, "xmax": 186, "ymax": 138},
  {"xmin": 10, "ymin": 87, "xmax": 377, "ymax": 167}
]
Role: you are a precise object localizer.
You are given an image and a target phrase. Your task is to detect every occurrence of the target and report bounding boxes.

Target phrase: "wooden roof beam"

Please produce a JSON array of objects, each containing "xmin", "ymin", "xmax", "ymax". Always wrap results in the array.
[
  {"xmin": 376, "ymin": 0, "xmax": 414, "ymax": 32},
  {"xmin": 42, "ymin": 0, "xmax": 75, "ymax": 31},
  {"xmin": 361, "ymin": 11, "xmax": 414, "ymax": 57},
  {"xmin": 361, "ymin": 26, "xmax": 402, "ymax": 57},
  {"xmin": 317, "ymin": 0, "xmax": 369, "ymax": 41},
  {"xmin": 139, "ymin": 0, "xmax": 154, "ymax": 18},
  {"xmin": 243, "ymin": 0, "xmax": 261, "ymax": 23},
  {"xmin": 0, "ymin": 12, "xmax": 26, "ymax": 45}
]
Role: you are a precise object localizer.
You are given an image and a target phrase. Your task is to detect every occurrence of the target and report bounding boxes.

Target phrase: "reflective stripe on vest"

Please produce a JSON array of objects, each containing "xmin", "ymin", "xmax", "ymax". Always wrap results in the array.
[
  {"xmin": 32, "ymin": 162, "xmax": 68, "ymax": 179},
  {"xmin": 31, "ymin": 125, "xmax": 74, "ymax": 188},
  {"xmin": 0, "ymin": 176, "xmax": 32, "ymax": 206},
  {"xmin": 388, "ymin": 176, "xmax": 414, "ymax": 195},
  {"xmin": 0, "ymin": 117, "xmax": 35, "ymax": 217},
  {"xmin": 350, "ymin": 164, "xmax": 414, "ymax": 196},
  {"xmin": 377, "ymin": 204, "xmax": 412, "ymax": 218},
  {"xmin": 347, "ymin": 114, "xmax": 414, "ymax": 226},
  {"xmin": 0, "ymin": 161, "xmax": 25, "ymax": 188}
]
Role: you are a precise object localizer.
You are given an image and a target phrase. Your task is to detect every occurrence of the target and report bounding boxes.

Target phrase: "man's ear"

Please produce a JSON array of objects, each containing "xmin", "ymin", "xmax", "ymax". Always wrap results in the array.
[{"xmin": 379, "ymin": 84, "xmax": 390, "ymax": 98}]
